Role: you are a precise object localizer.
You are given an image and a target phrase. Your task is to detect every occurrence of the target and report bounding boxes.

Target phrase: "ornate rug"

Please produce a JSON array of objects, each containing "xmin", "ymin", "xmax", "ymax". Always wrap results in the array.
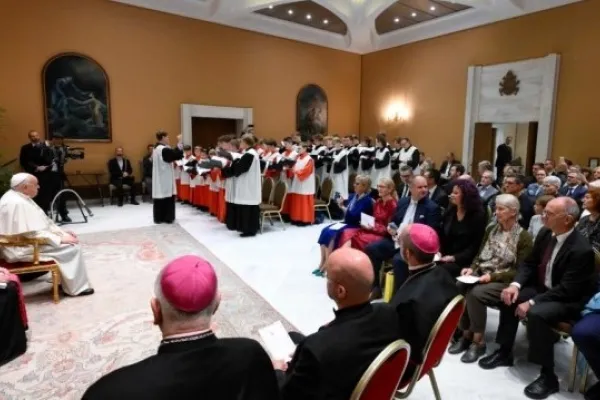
[{"xmin": 0, "ymin": 224, "xmax": 293, "ymax": 400}]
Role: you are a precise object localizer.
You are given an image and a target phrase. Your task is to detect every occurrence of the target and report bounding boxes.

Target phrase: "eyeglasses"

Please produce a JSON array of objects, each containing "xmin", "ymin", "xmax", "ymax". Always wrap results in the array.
[
  {"xmin": 400, "ymin": 174, "xmax": 411, "ymax": 179},
  {"xmin": 542, "ymin": 210, "xmax": 566, "ymax": 218}
]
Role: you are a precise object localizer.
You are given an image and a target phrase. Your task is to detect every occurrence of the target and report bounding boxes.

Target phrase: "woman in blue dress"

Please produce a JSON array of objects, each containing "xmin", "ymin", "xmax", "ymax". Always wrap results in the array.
[{"xmin": 314, "ymin": 174, "xmax": 374, "ymax": 276}]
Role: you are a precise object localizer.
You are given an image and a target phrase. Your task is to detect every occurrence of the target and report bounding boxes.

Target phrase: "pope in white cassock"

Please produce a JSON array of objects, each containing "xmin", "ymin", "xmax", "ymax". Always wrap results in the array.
[{"xmin": 0, "ymin": 173, "xmax": 94, "ymax": 296}]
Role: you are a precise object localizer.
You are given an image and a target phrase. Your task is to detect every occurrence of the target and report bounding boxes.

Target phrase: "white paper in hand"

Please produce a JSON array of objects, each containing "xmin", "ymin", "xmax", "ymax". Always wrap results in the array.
[
  {"xmin": 360, "ymin": 213, "xmax": 375, "ymax": 228},
  {"xmin": 456, "ymin": 275, "xmax": 480, "ymax": 285},
  {"xmin": 328, "ymin": 222, "xmax": 346, "ymax": 231},
  {"xmin": 259, "ymin": 321, "xmax": 296, "ymax": 362}
]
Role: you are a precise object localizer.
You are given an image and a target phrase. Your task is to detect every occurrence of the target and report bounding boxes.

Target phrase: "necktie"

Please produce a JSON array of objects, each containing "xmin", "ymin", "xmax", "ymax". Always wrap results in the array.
[
  {"xmin": 402, "ymin": 185, "xmax": 409, "ymax": 198},
  {"xmin": 568, "ymin": 188, "xmax": 573, "ymax": 197},
  {"xmin": 538, "ymin": 237, "xmax": 558, "ymax": 290}
]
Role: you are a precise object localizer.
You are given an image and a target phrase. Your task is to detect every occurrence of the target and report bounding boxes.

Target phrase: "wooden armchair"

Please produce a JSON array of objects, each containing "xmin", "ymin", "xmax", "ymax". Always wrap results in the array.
[{"xmin": 0, "ymin": 235, "xmax": 61, "ymax": 303}]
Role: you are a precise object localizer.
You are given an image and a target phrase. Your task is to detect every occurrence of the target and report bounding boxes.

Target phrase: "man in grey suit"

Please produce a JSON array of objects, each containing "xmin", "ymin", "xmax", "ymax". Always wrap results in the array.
[{"xmin": 477, "ymin": 170, "xmax": 499, "ymax": 206}]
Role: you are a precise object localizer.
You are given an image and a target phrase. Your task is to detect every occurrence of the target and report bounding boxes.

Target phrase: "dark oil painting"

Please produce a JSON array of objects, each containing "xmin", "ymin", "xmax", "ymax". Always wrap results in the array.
[
  {"xmin": 296, "ymin": 84, "xmax": 327, "ymax": 139},
  {"xmin": 43, "ymin": 53, "xmax": 111, "ymax": 142}
]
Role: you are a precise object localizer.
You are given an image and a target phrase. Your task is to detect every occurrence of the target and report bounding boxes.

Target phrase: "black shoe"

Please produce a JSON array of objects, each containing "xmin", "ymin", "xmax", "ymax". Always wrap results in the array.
[
  {"xmin": 584, "ymin": 381, "xmax": 600, "ymax": 400},
  {"xmin": 130, "ymin": 200, "xmax": 140, "ymax": 205},
  {"xmin": 118, "ymin": 200, "xmax": 123, "ymax": 207},
  {"xmin": 478, "ymin": 349, "xmax": 513, "ymax": 370},
  {"xmin": 61, "ymin": 215, "xmax": 72, "ymax": 223},
  {"xmin": 240, "ymin": 233, "xmax": 256, "ymax": 238},
  {"xmin": 451, "ymin": 328, "xmax": 463, "ymax": 343},
  {"xmin": 61, "ymin": 287, "xmax": 95, "ymax": 297},
  {"xmin": 524, "ymin": 373, "xmax": 559, "ymax": 399},
  {"xmin": 460, "ymin": 343, "xmax": 487, "ymax": 363},
  {"xmin": 448, "ymin": 337, "xmax": 471, "ymax": 354}
]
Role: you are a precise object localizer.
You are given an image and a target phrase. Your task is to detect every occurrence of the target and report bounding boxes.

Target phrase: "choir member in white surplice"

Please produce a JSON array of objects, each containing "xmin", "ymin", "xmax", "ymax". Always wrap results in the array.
[
  {"xmin": 398, "ymin": 137, "xmax": 421, "ymax": 175},
  {"xmin": 152, "ymin": 131, "xmax": 184, "ymax": 224},
  {"xmin": 330, "ymin": 138, "xmax": 349, "ymax": 200},
  {"xmin": 369, "ymin": 133, "xmax": 391, "ymax": 198},
  {"xmin": 0, "ymin": 173, "xmax": 94, "ymax": 296},
  {"xmin": 223, "ymin": 135, "xmax": 262, "ymax": 237}
]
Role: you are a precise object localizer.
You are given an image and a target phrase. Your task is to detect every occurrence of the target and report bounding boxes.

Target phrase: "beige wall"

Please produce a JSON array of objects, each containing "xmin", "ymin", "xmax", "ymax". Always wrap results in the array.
[
  {"xmin": 0, "ymin": 0, "xmax": 361, "ymax": 181},
  {"xmin": 360, "ymin": 1, "xmax": 600, "ymax": 167}
]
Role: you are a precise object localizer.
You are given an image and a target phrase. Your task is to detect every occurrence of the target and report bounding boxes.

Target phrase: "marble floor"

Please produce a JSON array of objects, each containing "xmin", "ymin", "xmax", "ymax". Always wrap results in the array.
[{"xmin": 65, "ymin": 201, "xmax": 588, "ymax": 399}]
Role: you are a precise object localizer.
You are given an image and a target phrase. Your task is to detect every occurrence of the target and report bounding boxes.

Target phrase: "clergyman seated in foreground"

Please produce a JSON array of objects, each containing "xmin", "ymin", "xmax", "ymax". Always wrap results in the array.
[
  {"xmin": 390, "ymin": 223, "xmax": 460, "ymax": 378},
  {"xmin": 83, "ymin": 255, "xmax": 279, "ymax": 400},
  {"xmin": 0, "ymin": 173, "xmax": 93, "ymax": 297},
  {"xmin": 275, "ymin": 248, "xmax": 401, "ymax": 400}
]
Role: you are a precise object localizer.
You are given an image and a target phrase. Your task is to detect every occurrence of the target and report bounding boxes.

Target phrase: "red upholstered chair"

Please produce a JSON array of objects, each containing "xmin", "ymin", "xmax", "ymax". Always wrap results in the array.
[
  {"xmin": 396, "ymin": 295, "xmax": 466, "ymax": 400},
  {"xmin": 350, "ymin": 340, "xmax": 411, "ymax": 400}
]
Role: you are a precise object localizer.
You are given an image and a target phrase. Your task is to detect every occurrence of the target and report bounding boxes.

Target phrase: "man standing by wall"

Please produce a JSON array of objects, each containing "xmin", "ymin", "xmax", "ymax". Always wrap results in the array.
[{"xmin": 495, "ymin": 136, "xmax": 513, "ymax": 184}]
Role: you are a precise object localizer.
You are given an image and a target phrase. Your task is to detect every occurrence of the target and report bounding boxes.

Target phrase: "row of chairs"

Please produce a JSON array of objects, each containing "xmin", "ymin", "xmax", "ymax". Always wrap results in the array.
[{"xmin": 351, "ymin": 295, "xmax": 465, "ymax": 400}]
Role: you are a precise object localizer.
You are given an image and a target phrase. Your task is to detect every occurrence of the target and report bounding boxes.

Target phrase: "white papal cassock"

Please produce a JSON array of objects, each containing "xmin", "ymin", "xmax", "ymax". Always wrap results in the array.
[{"xmin": 0, "ymin": 189, "xmax": 92, "ymax": 296}]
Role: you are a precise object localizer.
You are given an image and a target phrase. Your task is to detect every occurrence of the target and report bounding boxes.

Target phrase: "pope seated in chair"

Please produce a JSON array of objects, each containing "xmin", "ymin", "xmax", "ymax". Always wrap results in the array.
[{"xmin": 0, "ymin": 173, "xmax": 94, "ymax": 297}]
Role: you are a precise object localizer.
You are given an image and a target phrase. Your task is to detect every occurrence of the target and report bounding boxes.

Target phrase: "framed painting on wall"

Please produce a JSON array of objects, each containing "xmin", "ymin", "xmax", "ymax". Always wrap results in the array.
[
  {"xmin": 589, "ymin": 158, "xmax": 599, "ymax": 169},
  {"xmin": 296, "ymin": 84, "xmax": 328, "ymax": 139},
  {"xmin": 42, "ymin": 52, "xmax": 112, "ymax": 142}
]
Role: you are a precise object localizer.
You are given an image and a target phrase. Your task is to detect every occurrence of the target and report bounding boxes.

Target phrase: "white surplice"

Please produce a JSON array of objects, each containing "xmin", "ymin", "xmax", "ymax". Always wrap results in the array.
[{"xmin": 0, "ymin": 189, "xmax": 92, "ymax": 295}]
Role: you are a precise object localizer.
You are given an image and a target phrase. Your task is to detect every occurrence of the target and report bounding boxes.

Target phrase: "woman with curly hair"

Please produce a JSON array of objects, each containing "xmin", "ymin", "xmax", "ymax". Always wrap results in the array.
[{"xmin": 438, "ymin": 179, "xmax": 488, "ymax": 277}]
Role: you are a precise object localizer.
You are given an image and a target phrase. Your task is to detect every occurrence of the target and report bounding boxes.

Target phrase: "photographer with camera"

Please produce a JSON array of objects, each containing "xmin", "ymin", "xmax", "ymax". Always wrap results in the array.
[{"xmin": 46, "ymin": 133, "xmax": 78, "ymax": 223}]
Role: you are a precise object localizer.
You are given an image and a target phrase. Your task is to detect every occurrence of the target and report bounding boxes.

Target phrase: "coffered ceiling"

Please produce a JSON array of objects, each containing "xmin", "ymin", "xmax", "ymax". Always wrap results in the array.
[{"xmin": 109, "ymin": 0, "xmax": 582, "ymax": 54}]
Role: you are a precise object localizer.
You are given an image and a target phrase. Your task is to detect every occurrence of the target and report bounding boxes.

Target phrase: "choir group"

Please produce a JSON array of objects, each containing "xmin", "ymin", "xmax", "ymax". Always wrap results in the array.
[{"xmin": 164, "ymin": 132, "xmax": 421, "ymax": 237}]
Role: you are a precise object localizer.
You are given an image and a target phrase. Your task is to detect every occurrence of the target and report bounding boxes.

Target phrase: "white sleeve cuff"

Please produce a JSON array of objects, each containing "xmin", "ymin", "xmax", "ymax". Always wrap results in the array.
[{"xmin": 510, "ymin": 282, "xmax": 521, "ymax": 289}]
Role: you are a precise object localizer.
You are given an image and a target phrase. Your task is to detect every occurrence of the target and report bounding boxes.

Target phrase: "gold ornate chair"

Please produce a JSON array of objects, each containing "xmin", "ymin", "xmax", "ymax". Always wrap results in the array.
[
  {"xmin": 350, "ymin": 339, "xmax": 411, "ymax": 400},
  {"xmin": 314, "ymin": 177, "xmax": 333, "ymax": 221},
  {"xmin": 0, "ymin": 235, "xmax": 61, "ymax": 303}
]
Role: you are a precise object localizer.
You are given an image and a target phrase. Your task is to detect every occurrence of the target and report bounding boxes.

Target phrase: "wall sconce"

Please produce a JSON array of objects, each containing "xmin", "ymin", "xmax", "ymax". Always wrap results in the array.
[{"xmin": 383, "ymin": 102, "xmax": 410, "ymax": 123}]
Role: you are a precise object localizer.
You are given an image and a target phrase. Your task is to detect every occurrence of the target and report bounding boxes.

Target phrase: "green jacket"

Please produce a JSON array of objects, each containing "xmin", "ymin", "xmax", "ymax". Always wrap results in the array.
[{"xmin": 472, "ymin": 223, "xmax": 533, "ymax": 283}]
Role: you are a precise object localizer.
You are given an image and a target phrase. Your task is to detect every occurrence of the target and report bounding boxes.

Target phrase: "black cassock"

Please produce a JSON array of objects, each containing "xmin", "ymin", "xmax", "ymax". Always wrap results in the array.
[
  {"xmin": 153, "ymin": 145, "xmax": 184, "ymax": 224},
  {"xmin": 222, "ymin": 153, "xmax": 260, "ymax": 236},
  {"xmin": 82, "ymin": 333, "xmax": 280, "ymax": 400},
  {"xmin": 390, "ymin": 263, "xmax": 459, "ymax": 377},
  {"xmin": 0, "ymin": 282, "xmax": 27, "ymax": 367}
]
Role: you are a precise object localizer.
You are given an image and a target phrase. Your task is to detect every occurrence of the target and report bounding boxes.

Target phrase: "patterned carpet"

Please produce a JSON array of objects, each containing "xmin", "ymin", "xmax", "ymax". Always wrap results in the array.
[{"xmin": 0, "ymin": 224, "xmax": 293, "ymax": 400}]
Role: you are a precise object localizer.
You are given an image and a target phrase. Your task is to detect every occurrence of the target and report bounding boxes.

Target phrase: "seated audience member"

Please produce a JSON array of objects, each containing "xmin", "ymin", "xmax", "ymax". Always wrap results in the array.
[
  {"xmin": 477, "ymin": 160, "xmax": 493, "ymax": 178},
  {"xmin": 365, "ymin": 176, "xmax": 441, "ymax": 297},
  {"xmin": 315, "ymin": 175, "xmax": 374, "ymax": 276},
  {"xmin": 541, "ymin": 175, "xmax": 562, "ymax": 197},
  {"xmin": 439, "ymin": 152, "xmax": 460, "ymax": 183},
  {"xmin": 276, "ymin": 248, "xmax": 401, "ymax": 400},
  {"xmin": 527, "ymin": 168, "xmax": 547, "ymax": 199},
  {"xmin": 528, "ymin": 195, "xmax": 553, "ymax": 240},
  {"xmin": 0, "ymin": 268, "xmax": 27, "ymax": 366},
  {"xmin": 396, "ymin": 165, "xmax": 413, "ymax": 198},
  {"xmin": 477, "ymin": 170, "xmax": 499, "ymax": 206},
  {"xmin": 443, "ymin": 163, "xmax": 466, "ymax": 193},
  {"xmin": 479, "ymin": 197, "xmax": 596, "ymax": 400},
  {"xmin": 449, "ymin": 194, "xmax": 533, "ymax": 363},
  {"xmin": 581, "ymin": 167, "xmax": 592, "ymax": 184},
  {"xmin": 594, "ymin": 167, "xmax": 600, "ymax": 181},
  {"xmin": 525, "ymin": 162, "xmax": 545, "ymax": 187},
  {"xmin": 339, "ymin": 178, "xmax": 397, "ymax": 251},
  {"xmin": 571, "ymin": 282, "xmax": 600, "ymax": 400},
  {"xmin": 560, "ymin": 171, "xmax": 588, "ymax": 204},
  {"xmin": 493, "ymin": 174, "xmax": 534, "ymax": 229},
  {"xmin": 142, "ymin": 144, "xmax": 154, "ymax": 197},
  {"xmin": 0, "ymin": 173, "xmax": 94, "ymax": 297},
  {"xmin": 83, "ymin": 255, "xmax": 279, "ymax": 400},
  {"xmin": 577, "ymin": 183, "xmax": 600, "ymax": 251},
  {"xmin": 108, "ymin": 146, "xmax": 140, "ymax": 206},
  {"xmin": 438, "ymin": 179, "xmax": 487, "ymax": 278},
  {"xmin": 424, "ymin": 168, "xmax": 449, "ymax": 209},
  {"xmin": 390, "ymin": 224, "xmax": 459, "ymax": 376}
]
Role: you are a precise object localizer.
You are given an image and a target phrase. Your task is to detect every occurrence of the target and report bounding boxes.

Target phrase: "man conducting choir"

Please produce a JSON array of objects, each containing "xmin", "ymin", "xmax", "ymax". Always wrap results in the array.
[
  {"xmin": 222, "ymin": 134, "xmax": 262, "ymax": 237},
  {"xmin": 0, "ymin": 173, "xmax": 94, "ymax": 297},
  {"xmin": 288, "ymin": 142, "xmax": 315, "ymax": 226},
  {"xmin": 152, "ymin": 131, "xmax": 184, "ymax": 224}
]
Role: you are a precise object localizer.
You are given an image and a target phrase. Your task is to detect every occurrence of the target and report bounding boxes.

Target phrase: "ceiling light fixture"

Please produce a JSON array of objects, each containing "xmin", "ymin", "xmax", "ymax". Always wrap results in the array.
[
  {"xmin": 430, "ymin": 6, "xmax": 436, "ymax": 11},
  {"xmin": 268, "ymin": 4, "xmax": 273, "ymax": 9},
  {"xmin": 306, "ymin": 14, "xmax": 312, "ymax": 20},
  {"xmin": 323, "ymin": 19, "xmax": 329, "ymax": 24},
  {"xmin": 411, "ymin": 12, "xmax": 417, "ymax": 17},
  {"xmin": 394, "ymin": 17, "xmax": 400, "ymax": 23},
  {"xmin": 288, "ymin": 9, "xmax": 294, "ymax": 15}
]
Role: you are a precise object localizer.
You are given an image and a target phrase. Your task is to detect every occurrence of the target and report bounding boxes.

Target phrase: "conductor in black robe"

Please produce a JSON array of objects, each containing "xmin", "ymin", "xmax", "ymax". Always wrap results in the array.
[
  {"xmin": 82, "ymin": 255, "xmax": 279, "ymax": 400},
  {"xmin": 152, "ymin": 132, "xmax": 184, "ymax": 224},
  {"xmin": 0, "ymin": 279, "xmax": 27, "ymax": 367},
  {"xmin": 390, "ymin": 223, "xmax": 460, "ymax": 378}
]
